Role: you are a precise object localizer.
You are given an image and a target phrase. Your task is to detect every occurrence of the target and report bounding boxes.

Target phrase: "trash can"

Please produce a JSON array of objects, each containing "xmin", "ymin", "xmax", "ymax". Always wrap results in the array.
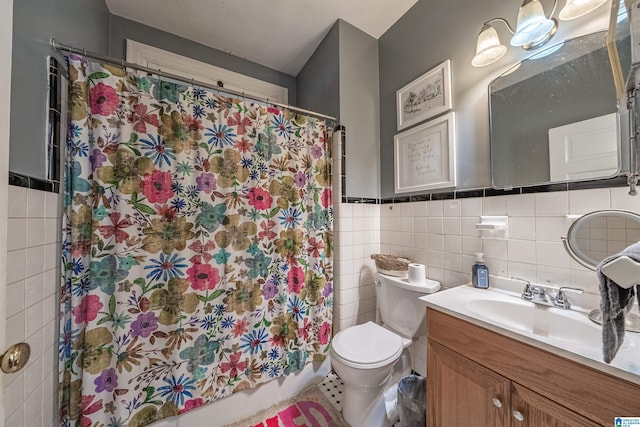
[{"xmin": 397, "ymin": 374, "xmax": 426, "ymax": 427}]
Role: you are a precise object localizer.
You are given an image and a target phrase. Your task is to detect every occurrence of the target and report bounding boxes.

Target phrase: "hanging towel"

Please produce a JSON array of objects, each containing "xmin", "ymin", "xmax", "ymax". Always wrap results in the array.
[{"xmin": 597, "ymin": 241, "xmax": 640, "ymax": 363}]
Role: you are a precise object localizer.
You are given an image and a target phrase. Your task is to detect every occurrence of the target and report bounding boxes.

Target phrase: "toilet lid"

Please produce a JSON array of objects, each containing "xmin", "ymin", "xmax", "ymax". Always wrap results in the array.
[{"xmin": 332, "ymin": 321, "xmax": 403, "ymax": 366}]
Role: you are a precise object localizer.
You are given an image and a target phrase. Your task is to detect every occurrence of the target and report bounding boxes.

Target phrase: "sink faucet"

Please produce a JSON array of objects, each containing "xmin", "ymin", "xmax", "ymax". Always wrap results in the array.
[{"xmin": 511, "ymin": 277, "xmax": 583, "ymax": 309}]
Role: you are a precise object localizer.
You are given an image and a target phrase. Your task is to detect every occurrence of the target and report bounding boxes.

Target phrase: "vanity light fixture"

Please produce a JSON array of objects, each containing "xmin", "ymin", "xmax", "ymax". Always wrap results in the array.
[{"xmin": 472, "ymin": 0, "xmax": 608, "ymax": 67}]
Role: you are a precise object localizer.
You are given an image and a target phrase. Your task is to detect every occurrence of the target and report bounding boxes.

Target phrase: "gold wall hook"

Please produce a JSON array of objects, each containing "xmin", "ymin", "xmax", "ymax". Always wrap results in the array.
[{"xmin": 1, "ymin": 343, "xmax": 30, "ymax": 373}]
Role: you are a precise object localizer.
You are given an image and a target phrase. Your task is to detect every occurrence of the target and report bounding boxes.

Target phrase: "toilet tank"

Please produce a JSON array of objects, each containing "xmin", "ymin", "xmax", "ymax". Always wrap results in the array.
[{"xmin": 376, "ymin": 272, "xmax": 440, "ymax": 338}]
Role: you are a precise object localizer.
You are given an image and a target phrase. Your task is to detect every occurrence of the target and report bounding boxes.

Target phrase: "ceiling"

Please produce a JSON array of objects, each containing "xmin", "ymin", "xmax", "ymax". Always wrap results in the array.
[{"xmin": 105, "ymin": 0, "xmax": 418, "ymax": 76}]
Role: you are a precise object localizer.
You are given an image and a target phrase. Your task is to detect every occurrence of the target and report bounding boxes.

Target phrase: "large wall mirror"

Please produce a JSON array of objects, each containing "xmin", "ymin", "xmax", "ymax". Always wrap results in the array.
[{"xmin": 490, "ymin": 25, "xmax": 632, "ymax": 189}]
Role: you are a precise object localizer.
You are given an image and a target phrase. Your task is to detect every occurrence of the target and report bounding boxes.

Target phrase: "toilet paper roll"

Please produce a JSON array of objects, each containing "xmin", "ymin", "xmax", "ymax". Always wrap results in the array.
[{"xmin": 407, "ymin": 263, "xmax": 426, "ymax": 283}]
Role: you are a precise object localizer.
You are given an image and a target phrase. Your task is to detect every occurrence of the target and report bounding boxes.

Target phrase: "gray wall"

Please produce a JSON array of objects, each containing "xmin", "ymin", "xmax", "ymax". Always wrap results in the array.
[
  {"xmin": 338, "ymin": 20, "xmax": 380, "ymax": 199},
  {"xmin": 297, "ymin": 19, "xmax": 381, "ymax": 199},
  {"xmin": 109, "ymin": 16, "xmax": 297, "ymax": 104},
  {"xmin": 378, "ymin": 0, "xmax": 611, "ymax": 197},
  {"xmin": 10, "ymin": 0, "xmax": 111, "ymax": 179},
  {"xmin": 297, "ymin": 22, "xmax": 340, "ymax": 120}
]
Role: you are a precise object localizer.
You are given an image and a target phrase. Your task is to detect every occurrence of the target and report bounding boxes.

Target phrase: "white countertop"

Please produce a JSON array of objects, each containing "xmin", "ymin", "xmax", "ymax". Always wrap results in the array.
[{"xmin": 420, "ymin": 278, "xmax": 640, "ymax": 386}]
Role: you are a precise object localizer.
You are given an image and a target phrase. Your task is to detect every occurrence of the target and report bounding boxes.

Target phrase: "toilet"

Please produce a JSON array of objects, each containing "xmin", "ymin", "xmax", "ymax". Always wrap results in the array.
[{"xmin": 330, "ymin": 272, "xmax": 440, "ymax": 426}]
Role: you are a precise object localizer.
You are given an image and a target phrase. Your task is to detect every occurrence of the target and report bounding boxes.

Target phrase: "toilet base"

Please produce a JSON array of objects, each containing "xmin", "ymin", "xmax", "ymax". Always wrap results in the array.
[{"xmin": 338, "ymin": 349, "xmax": 412, "ymax": 427}]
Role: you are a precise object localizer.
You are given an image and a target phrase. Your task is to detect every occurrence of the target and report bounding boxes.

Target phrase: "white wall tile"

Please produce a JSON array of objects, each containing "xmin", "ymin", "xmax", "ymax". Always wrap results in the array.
[
  {"xmin": 509, "ymin": 217, "xmax": 536, "ymax": 241},
  {"xmin": 26, "ymin": 191, "xmax": 46, "ymax": 219},
  {"xmin": 340, "ymin": 203, "xmax": 353, "ymax": 218},
  {"xmin": 413, "ymin": 217, "xmax": 427, "ymax": 234},
  {"xmin": 444, "ymin": 235, "xmax": 462, "ymax": 254},
  {"xmin": 8, "ymin": 186, "xmax": 27, "ymax": 219},
  {"xmin": 25, "ymin": 302, "xmax": 44, "ymax": 338},
  {"xmin": 536, "ymin": 265, "xmax": 571, "ymax": 287},
  {"xmin": 507, "ymin": 261, "xmax": 537, "ymax": 282},
  {"xmin": 427, "ymin": 200, "xmax": 443, "ymax": 217},
  {"xmin": 25, "ymin": 219, "xmax": 45, "ymax": 248},
  {"xmin": 5, "ymin": 188, "xmax": 63, "ymax": 427},
  {"xmin": 461, "ymin": 237, "xmax": 482, "ymax": 255},
  {"xmin": 535, "ymin": 192, "xmax": 568, "ymax": 216},
  {"xmin": 536, "ymin": 241, "xmax": 570, "ymax": 268},
  {"xmin": 506, "ymin": 194, "xmax": 534, "ymax": 217},
  {"xmin": 508, "ymin": 240, "xmax": 537, "ymax": 264},
  {"xmin": 6, "ymin": 249, "xmax": 26, "ymax": 284},
  {"xmin": 483, "ymin": 239, "xmax": 507, "ymax": 260},
  {"xmin": 352, "ymin": 203, "xmax": 364, "ymax": 218},
  {"xmin": 570, "ymin": 268, "xmax": 600, "ymax": 295},
  {"xmin": 461, "ymin": 218, "xmax": 479, "ymax": 236},
  {"xmin": 24, "ymin": 384, "xmax": 43, "ymax": 427},
  {"xmin": 6, "ymin": 281, "xmax": 25, "ymax": 319},
  {"xmin": 444, "ymin": 253, "xmax": 462, "ymax": 271},
  {"xmin": 412, "ymin": 202, "xmax": 427, "ymax": 217},
  {"xmin": 534, "ymin": 217, "xmax": 568, "ymax": 242},
  {"xmin": 483, "ymin": 197, "xmax": 507, "ymax": 215},
  {"xmin": 4, "ymin": 372, "xmax": 25, "ymax": 420},
  {"xmin": 461, "ymin": 198, "xmax": 482, "ymax": 217},
  {"xmin": 443, "ymin": 200, "xmax": 461, "ymax": 217},
  {"xmin": 444, "ymin": 270, "xmax": 469, "ymax": 287},
  {"xmin": 7, "ymin": 218, "xmax": 26, "ymax": 251},
  {"xmin": 426, "ymin": 218, "xmax": 443, "ymax": 235},
  {"xmin": 44, "ymin": 191, "xmax": 61, "ymax": 219},
  {"xmin": 611, "ymin": 187, "xmax": 640, "ymax": 212},
  {"xmin": 6, "ymin": 311, "xmax": 26, "ymax": 345},
  {"xmin": 442, "ymin": 217, "xmax": 461, "ymax": 235},
  {"xmin": 25, "ymin": 246, "xmax": 45, "ymax": 278},
  {"xmin": 568, "ymin": 188, "xmax": 610, "ymax": 214},
  {"xmin": 427, "ymin": 251, "xmax": 444, "ymax": 269},
  {"xmin": 427, "ymin": 234, "xmax": 443, "ymax": 251},
  {"xmin": 25, "ymin": 274, "xmax": 44, "ymax": 308}
]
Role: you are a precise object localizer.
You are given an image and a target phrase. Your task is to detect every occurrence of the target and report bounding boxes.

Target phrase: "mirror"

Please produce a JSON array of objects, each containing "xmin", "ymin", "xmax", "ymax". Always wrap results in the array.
[
  {"xmin": 490, "ymin": 28, "xmax": 632, "ymax": 189},
  {"xmin": 562, "ymin": 209, "xmax": 640, "ymax": 332},
  {"xmin": 563, "ymin": 210, "xmax": 640, "ymax": 270}
]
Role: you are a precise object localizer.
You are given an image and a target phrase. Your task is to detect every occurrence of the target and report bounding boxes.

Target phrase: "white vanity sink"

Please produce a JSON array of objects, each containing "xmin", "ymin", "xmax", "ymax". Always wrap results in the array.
[
  {"xmin": 421, "ymin": 279, "xmax": 640, "ymax": 384},
  {"xmin": 464, "ymin": 297, "xmax": 600, "ymax": 347}
]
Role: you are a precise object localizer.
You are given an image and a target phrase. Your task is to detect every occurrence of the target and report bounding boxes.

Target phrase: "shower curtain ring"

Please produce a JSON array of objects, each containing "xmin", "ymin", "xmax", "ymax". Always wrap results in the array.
[
  {"xmin": 82, "ymin": 48, "xmax": 87, "ymax": 61},
  {"xmin": 121, "ymin": 58, "xmax": 126, "ymax": 73}
]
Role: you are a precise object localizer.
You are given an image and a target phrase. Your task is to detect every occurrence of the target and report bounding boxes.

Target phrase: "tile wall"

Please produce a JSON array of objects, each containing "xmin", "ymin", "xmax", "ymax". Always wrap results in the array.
[
  {"xmin": 334, "ymin": 186, "xmax": 640, "ymax": 376},
  {"xmin": 4, "ymin": 186, "xmax": 60, "ymax": 427}
]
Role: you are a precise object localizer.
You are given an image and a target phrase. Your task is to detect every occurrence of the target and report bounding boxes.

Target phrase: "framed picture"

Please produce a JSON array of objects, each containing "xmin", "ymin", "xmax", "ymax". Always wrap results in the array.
[
  {"xmin": 394, "ymin": 112, "xmax": 456, "ymax": 194},
  {"xmin": 396, "ymin": 59, "xmax": 452, "ymax": 131}
]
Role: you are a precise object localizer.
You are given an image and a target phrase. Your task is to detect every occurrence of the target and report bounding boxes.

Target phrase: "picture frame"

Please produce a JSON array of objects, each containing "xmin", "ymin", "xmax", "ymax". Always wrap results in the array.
[
  {"xmin": 394, "ymin": 112, "xmax": 456, "ymax": 194},
  {"xmin": 396, "ymin": 59, "xmax": 452, "ymax": 131}
]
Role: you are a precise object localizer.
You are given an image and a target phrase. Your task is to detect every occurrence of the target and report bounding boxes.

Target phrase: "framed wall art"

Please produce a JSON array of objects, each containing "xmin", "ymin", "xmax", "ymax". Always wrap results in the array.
[
  {"xmin": 396, "ymin": 59, "xmax": 452, "ymax": 130},
  {"xmin": 394, "ymin": 112, "xmax": 456, "ymax": 193}
]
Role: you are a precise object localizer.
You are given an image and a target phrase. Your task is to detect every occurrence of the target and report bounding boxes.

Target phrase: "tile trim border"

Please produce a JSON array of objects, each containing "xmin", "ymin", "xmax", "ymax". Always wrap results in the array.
[
  {"xmin": 9, "ymin": 172, "xmax": 60, "ymax": 193},
  {"xmin": 340, "ymin": 176, "xmax": 628, "ymax": 204}
]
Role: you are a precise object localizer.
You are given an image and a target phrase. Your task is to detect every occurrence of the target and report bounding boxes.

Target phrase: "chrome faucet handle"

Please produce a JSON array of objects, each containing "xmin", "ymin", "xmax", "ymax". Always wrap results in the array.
[
  {"xmin": 553, "ymin": 287, "xmax": 583, "ymax": 309},
  {"xmin": 511, "ymin": 277, "xmax": 533, "ymax": 300}
]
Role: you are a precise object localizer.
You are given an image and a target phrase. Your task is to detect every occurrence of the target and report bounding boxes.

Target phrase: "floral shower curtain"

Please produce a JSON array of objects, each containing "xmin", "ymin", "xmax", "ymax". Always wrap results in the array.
[{"xmin": 59, "ymin": 56, "xmax": 333, "ymax": 427}]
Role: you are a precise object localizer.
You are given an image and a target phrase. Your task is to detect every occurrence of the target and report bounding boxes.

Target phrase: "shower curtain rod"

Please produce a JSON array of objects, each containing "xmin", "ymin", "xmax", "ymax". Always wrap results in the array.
[{"xmin": 50, "ymin": 38, "xmax": 337, "ymax": 122}]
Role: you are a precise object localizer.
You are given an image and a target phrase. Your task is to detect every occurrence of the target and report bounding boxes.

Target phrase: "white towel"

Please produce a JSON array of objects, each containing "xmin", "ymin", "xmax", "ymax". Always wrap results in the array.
[{"xmin": 597, "ymin": 241, "xmax": 640, "ymax": 363}]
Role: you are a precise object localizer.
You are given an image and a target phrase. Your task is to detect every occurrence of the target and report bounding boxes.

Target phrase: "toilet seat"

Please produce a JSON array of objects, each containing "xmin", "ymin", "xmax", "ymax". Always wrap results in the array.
[{"xmin": 331, "ymin": 321, "xmax": 403, "ymax": 369}]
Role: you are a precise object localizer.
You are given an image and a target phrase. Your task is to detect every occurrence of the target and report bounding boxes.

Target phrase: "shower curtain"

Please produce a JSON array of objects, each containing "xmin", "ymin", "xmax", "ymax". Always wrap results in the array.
[{"xmin": 59, "ymin": 56, "xmax": 333, "ymax": 427}]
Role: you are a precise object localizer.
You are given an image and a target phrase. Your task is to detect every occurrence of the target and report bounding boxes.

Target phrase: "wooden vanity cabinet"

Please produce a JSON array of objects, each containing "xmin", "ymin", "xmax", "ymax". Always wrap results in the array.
[{"xmin": 426, "ymin": 308, "xmax": 640, "ymax": 427}]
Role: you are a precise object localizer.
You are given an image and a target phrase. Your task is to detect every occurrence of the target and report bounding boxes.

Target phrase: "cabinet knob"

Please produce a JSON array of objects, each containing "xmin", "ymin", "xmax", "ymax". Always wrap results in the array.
[
  {"xmin": 512, "ymin": 410, "xmax": 525, "ymax": 422},
  {"xmin": 492, "ymin": 398, "xmax": 503, "ymax": 408}
]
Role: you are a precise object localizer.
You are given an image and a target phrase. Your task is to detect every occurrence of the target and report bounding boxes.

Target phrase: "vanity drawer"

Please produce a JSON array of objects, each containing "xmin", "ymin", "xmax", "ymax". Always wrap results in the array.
[{"xmin": 427, "ymin": 309, "xmax": 640, "ymax": 425}]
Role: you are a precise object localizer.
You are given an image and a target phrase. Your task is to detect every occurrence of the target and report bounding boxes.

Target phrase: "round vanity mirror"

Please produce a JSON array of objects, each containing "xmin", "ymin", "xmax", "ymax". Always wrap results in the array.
[{"xmin": 562, "ymin": 209, "xmax": 640, "ymax": 332}]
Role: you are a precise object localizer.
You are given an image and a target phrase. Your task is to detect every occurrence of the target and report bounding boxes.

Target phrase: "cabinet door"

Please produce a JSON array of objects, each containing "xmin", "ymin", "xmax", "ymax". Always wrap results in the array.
[
  {"xmin": 427, "ymin": 341, "xmax": 510, "ymax": 427},
  {"xmin": 510, "ymin": 383, "xmax": 601, "ymax": 427}
]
